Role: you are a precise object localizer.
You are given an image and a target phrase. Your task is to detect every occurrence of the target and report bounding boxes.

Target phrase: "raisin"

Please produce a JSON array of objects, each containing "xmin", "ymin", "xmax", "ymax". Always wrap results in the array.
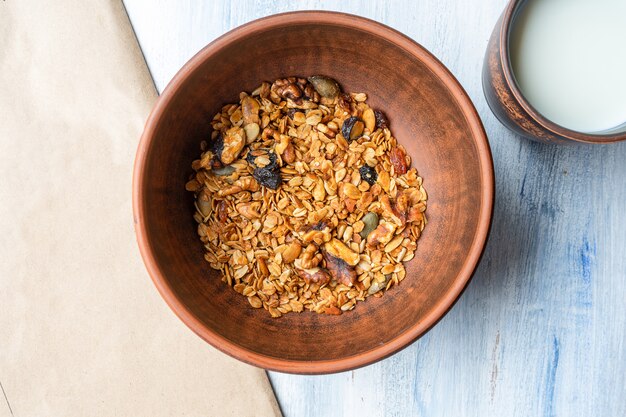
[
  {"xmin": 389, "ymin": 147, "xmax": 408, "ymax": 175},
  {"xmin": 246, "ymin": 149, "xmax": 278, "ymax": 170},
  {"xmin": 359, "ymin": 165, "xmax": 378, "ymax": 185},
  {"xmin": 245, "ymin": 151, "xmax": 255, "ymax": 166},
  {"xmin": 247, "ymin": 148, "xmax": 281, "ymax": 189},
  {"xmin": 208, "ymin": 133, "xmax": 224, "ymax": 163},
  {"xmin": 341, "ymin": 116, "xmax": 365, "ymax": 141},
  {"xmin": 374, "ymin": 110, "xmax": 389, "ymax": 129},
  {"xmin": 253, "ymin": 167, "xmax": 281, "ymax": 190}
]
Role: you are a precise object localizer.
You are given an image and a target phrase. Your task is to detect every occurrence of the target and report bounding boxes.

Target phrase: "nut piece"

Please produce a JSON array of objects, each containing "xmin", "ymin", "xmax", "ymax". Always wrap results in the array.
[
  {"xmin": 282, "ymin": 241, "xmax": 302, "ymax": 263},
  {"xmin": 363, "ymin": 108, "xmax": 376, "ymax": 132},
  {"xmin": 368, "ymin": 274, "xmax": 391, "ymax": 295},
  {"xmin": 221, "ymin": 126, "xmax": 246, "ymax": 164},
  {"xmin": 380, "ymin": 194, "xmax": 405, "ymax": 226},
  {"xmin": 313, "ymin": 179, "xmax": 326, "ymax": 201},
  {"xmin": 217, "ymin": 177, "xmax": 260, "ymax": 197},
  {"xmin": 407, "ymin": 205, "xmax": 425, "ymax": 223},
  {"xmin": 237, "ymin": 202, "xmax": 261, "ymax": 219},
  {"xmin": 297, "ymin": 243, "xmax": 323, "ymax": 269},
  {"xmin": 271, "ymin": 77, "xmax": 317, "ymax": 103},
  {"xmin": 384, "ymin": 234, "xmax": 404, "ymax": 253},
  {"xmin": 296, "ymin": 267, "xmax": 331, "ymax": 285},
  {"xmin": 323, "ymin": 251, "xmax": 356, "ymax": 286},
  {"xmin": 338, "ymin": 93, "xmax": 351, "ymax": 113},
  {"xmin": 243, "ymin": 123, "xmax": 260, "ymax": 143},
  {"xmin": 212, "ymin": 165, "xmax": 236, "ymax": 176},
  {"xmin": 307, "ymin": 75, "xmax": 341, "ymax": 99},
  {"xmin": 341, "ymin": 182, "xmax": 361, "ymax": 200},
  {"xmin": 282, "ymin": 143, "xmax": 296, "ymax": 164},
  {"xmin": 241, "ymin": 95, "xmax": 260, "ymax": 125},
  {"xmin": 324, "ymin": 238, "xmax": 359, "ymax": 266},
  {"xmin": 341, "ymin": 116, "xmax": 365, "ymax": 142},
  {"xmin": 258, "ymin": 257, "xmax": 270, "ymax": 277},
  {"xmin": 274, "ymin": 135, "xmax": 290, "ymax": 155},
  {"xmin": 359, "ymin": 212, "xmax": 379, "ymax": 238},
  {"xmin": 366, "ymin": 221, "xmax": 396, "ymax": 247},
  {"xmin": 196, "ymin": 196, "xmax": 211, "ymax": 217}
]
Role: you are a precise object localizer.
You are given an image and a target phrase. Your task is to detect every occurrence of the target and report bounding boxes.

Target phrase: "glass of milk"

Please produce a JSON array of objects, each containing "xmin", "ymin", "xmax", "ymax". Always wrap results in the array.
[{"xmin": 482, "ymin": 0, "xmax": 626, "ymax": 144}]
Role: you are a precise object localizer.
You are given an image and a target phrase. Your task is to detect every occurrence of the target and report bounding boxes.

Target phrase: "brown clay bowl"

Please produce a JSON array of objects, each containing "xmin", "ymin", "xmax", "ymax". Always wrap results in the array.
[{"xmin": 133, "ymin": 11, "xmax": 494, "ymax": 374}]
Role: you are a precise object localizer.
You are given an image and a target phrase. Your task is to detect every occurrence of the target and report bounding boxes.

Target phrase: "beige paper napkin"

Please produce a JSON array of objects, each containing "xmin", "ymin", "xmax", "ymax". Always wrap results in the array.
[{"xmin": 0, "ymin": 1, "xmax": 281, "ymax": 416}]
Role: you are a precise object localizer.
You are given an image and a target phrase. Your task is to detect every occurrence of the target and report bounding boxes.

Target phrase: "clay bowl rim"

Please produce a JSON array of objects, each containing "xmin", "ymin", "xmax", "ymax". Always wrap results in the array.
[
  {"xmin": 500, "ymin": 0, "xmax": 626, "ymax": 144},
  {"xmin": 133, "ymin": 10, "xmax": 495, "ymax": 374}
]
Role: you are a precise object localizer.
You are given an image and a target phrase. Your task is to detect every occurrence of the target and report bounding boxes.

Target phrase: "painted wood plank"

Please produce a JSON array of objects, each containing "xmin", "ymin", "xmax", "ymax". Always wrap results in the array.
[{"xmin": 123, "ymin": 1, "xmax": 626, "ymax": 416}]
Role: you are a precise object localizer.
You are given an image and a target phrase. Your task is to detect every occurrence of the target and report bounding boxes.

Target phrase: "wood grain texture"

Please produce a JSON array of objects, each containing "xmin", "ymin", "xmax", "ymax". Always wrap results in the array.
[{"xmin": 123, "ymin": 0, "xmax": 626, "ymax": 416}]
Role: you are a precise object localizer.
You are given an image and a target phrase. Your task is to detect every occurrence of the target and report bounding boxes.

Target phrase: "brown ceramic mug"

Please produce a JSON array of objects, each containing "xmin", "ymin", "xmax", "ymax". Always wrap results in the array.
[{"xmin": 482, "ymin": 0, "xmax": 626, "ymax": 144}]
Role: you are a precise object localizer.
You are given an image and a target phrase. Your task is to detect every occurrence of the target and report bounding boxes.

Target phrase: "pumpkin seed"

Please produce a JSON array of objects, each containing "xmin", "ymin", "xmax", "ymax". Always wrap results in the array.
[{"xmin": 359, "ymin": 212, "xmax": 379, "ymax": 238}]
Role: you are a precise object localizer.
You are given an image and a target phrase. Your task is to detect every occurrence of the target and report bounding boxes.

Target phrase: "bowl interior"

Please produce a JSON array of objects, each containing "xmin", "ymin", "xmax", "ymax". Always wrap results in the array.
[{"xmin": 136, "ymin": 14, "xmax": 492, "ymax": 372}]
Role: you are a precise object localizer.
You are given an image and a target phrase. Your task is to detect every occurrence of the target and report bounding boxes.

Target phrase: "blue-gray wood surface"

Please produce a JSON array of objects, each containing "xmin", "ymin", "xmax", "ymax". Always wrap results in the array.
[{"xmin": 123, "ymin": 1, "xmax": 626, "ymax": 416}]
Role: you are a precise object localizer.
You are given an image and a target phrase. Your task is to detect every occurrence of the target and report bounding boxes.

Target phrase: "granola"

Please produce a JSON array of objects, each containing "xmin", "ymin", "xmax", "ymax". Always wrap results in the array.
[{"xmin": 186, "ymin": 76, "xmax": 428, "ymax": 317}]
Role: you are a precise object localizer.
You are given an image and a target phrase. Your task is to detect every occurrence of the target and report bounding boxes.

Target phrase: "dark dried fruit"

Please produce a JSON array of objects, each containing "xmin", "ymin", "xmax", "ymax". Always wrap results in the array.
[
  {"xmin": 246, "ymin": 148, "xmax": 281, "ymax": 189},
  {"xmin": 208, "ymin": 134, "xmax": 224, "ymax": 162},
  {"xmin": 341, "ymin": 116, "xmax": 365, "ymax": 141},
  {"xmin": 359, "ymin": 165, "xmax": 378, "ymax": 185},
  {"xmin": 389, "ymin": 146, "xmax": 408, "ymax": 175},
  {"xmin": 310, "ymin": 221, "xmax": 330, "ymax": 231},
  {"xmin": 246, "ymin": 149, "xmax": 278, "ymax": 170},
  {"xmin": 253, "ymin": 166, "xmax": 281, "ymax": 190},
  {"xmin": 374, "ymin": 110, "xmax": 389, "ymax": 129},
  {"xmin": 323, "ymin": 251, "xmax": 356, "ymax": 286},
  {"xmin": 286, "ymin": 108, "xmax": 300, "ymax": 119},
  {"xmin": 307, "ymin": 75, "xmax": 341, "ymax": 99}
]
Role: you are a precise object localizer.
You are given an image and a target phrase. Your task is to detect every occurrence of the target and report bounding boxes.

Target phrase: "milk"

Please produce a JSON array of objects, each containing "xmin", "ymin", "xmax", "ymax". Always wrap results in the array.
[{"xmin": 509, "ymin": 0, "xmax": 626, "ymax": 133}]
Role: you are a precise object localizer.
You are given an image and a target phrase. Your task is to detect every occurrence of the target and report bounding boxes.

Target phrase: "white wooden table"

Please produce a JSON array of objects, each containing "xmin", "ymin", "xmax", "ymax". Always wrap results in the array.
[{"xmin": 123, "ymin": 1, "xmax": 626, "ymax": 416}]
